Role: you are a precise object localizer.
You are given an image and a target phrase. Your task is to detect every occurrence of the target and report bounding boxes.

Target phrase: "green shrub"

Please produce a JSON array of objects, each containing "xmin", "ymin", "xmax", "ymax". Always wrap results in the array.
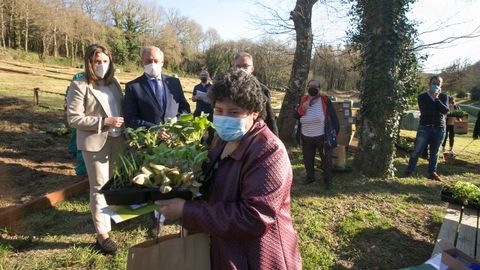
[
  {"xmin": 471, "ymin": 85, "xmax": 480, "ymax": 101},
  {"xmin": 444, "ymin": 181, "xmax": 480, "ymax": 205}
]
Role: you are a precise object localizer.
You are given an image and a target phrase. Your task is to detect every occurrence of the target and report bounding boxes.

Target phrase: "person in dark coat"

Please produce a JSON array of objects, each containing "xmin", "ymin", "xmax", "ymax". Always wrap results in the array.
[
  {"xmin": 233, "ymin": 52, "xmax": 279, "ymax": 136},
  {"xmin": 473, "ymin": 110, "xmax": 480, "ymax": 140},
  {"xmin": 124, "ymin": 46, "xmax": 190, "ymax": 129},
  {"xmin": 192, "ymin": 70, "xmax": 213, "ymax": 121},
  {"xmin": 442, "ymin": 96, "xmax": 459, "ymax": 153},
  {"xmin": 295, "ymin": 79, "xmax": 339, "ymax": 189},
  {"xmin": 155, "ymin": 70, "xmax": 302, "ymax": 270},
  {"xmin": 406, "ymin": 75, "xmax": 449, "ymax": 181}
]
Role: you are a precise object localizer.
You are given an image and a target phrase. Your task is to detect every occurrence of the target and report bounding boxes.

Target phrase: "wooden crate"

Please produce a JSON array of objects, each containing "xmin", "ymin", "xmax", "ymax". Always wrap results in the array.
[{"xmin": 454, "ymin": 121, "xmax": 468, "ymax": 134}]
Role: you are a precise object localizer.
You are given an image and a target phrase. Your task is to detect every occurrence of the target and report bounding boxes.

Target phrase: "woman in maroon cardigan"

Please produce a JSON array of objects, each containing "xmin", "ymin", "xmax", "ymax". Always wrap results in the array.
[{"xmin": 156, "ymin": 70, "xmax": 302, "ymax": 270}]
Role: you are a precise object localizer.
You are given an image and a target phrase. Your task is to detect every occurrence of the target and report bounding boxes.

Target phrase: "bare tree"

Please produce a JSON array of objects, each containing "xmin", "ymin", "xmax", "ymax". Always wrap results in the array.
[
  {"xmin": 1, "ymin": 1, "xmax": 6, "ymax": 48},
  {"xmin": 277, "ymin": 0, "xmax": 318, "ymax": 141},
  {"xmin": 201, "ymin": 28, "xmax": 222, "ymax": 52}
]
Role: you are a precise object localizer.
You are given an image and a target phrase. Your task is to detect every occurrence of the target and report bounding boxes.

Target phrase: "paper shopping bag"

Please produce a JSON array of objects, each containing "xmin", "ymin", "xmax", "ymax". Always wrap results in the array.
[{"xmin": 127, "ymin": 233, "xmax": 210, "ymax": 270}]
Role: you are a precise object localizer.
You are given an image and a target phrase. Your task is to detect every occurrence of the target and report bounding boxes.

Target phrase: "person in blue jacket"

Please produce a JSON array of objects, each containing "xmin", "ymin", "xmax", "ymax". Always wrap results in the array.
[{"xmin": 406, "ymin": 75, "xmax": 449, "ymax": 181}]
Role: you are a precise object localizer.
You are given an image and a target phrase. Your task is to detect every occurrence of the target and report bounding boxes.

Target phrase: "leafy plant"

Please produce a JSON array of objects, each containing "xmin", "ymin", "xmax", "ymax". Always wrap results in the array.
[
  {"xmin": 112, "ymin": 114, "xmax": 212, "ymax": 196},
  {"xmin": 444, "ymin": 181, "xmax": 480, "ymax": 205},
  {"xmin": 447, "ymin": 109, "xmax": 468, "ymax": 118}
]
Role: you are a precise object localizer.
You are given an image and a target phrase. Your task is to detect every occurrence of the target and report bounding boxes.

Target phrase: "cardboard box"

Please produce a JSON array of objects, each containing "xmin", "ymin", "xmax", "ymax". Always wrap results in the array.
[
  {"xmin": 342, "ymin": 100, "xmax": 353, "ymax": 108},
  {"xmin": 348, "ymin": 136, "xmax": 358, "ymax": 152},
  {"xmin": 339, "ymin": 124, "xmax": 353, "ymax": 134},
  {"xmin": 447, "ymin": 117, "xmax": 456, "ymax": 125},
  {"xmin": 337, "ymin": 133, "xmax": 353, "ymax": 146},
  {"xmin": 331, "ymin": 145, "xmax": 346, "ymax": 169},
  {"xmin": 454, "ymin": 121, "xmax": 468, "ymax": 134},
  {"xmin": 438, "ymin": 240, "xmax": 480, "ymax": 270},
  {"xmin": 347, "ymin": 117, "xmax": 356, "ymax": 124},
  {"xmin": 351, "ymin": 108, "xmax": 359, "ymax": 117}
]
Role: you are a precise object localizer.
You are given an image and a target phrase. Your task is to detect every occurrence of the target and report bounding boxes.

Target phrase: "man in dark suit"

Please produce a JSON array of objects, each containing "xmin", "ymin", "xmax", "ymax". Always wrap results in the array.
[{"xmin": 125, "ymin": 46, "xmax": 190, "ymax": 128}]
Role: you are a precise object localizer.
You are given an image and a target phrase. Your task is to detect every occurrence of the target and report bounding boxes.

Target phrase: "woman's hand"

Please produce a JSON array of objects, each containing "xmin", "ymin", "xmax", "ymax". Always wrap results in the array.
[
  {"xmin": 155, "ymin": 198, "xmax": 185, "ymax": 220},
  {"xmin": 158, "ymin": 129, "xmax": 170, "ymax": 140},
  {"xmin": 104, "ymin": 117, "xmax": 124, "ymax": 128}
]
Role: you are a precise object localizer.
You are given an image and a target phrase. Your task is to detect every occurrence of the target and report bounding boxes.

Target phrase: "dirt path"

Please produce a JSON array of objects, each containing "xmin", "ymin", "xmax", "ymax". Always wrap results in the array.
[{"xmin": 0, "ymin": 97, "xmax": 82, "ymax": 211}]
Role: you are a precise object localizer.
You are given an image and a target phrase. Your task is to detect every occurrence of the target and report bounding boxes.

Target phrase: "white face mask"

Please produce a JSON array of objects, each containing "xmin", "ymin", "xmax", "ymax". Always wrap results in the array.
[
  {"xmin": 94, "ymin": 63, "xmax": 109, "ymax": 79},
  {"xmin": 144, "ymin": 63, "xmax": 162, "ymax": 78}
]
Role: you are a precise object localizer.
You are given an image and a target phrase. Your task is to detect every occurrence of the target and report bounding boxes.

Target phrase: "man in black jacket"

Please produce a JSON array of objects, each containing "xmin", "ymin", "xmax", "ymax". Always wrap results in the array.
[
  {"xmin": 406, "ymin": 76, "xmax": 449, "ymax": 181},
  {"xmin": 233, "ymin": 52, "xmax": 279, "ymax": 136}
]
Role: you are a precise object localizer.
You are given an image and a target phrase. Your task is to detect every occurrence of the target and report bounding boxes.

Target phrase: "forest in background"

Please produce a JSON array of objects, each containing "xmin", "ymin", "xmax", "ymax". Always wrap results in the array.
[{"xmin": 1, "ymin": 0, "xmax": 479, "ymax": 99}]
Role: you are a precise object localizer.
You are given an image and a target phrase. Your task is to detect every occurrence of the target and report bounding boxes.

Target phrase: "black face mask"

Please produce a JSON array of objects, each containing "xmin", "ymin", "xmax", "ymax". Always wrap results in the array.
[
  {"xmin": 308, "ymin": 87, "xmax": 319, "ymax": 96},
  {"xmin": 200, "ymin": 77, "xmax": 208, "ymax": 83}
]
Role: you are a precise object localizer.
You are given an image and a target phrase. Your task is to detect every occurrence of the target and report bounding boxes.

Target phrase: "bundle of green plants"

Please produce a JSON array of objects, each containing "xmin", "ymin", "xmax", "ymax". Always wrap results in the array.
[
  {"xmin": 443, "ymin": 181, "xmax": 480, "ymax": 206},
  {"xmin": 111, "ymin": 113, "xmax": 213, "ymax": 196},
  {"xmin": 447, "ymin": 109, "xmax": 468, "ymax": 118}
]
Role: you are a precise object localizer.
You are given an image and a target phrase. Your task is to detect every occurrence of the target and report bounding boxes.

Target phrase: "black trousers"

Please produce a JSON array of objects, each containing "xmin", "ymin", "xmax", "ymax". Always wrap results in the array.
[
  {"xmin": 442, "ymin": 124, "xmax": 455, "ymax": 149},
  {"xmin": 301, "ymin": 134, "xmax": 332, "ymax": 182}
]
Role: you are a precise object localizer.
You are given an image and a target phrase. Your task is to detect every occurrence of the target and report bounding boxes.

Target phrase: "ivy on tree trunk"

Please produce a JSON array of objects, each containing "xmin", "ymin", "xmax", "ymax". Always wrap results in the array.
[
  {"xmin": 278, "ymin": 0, "xmax": 317, "ymax": 141},
  {"xmin": 350, "ymin": 0, "xmax": 420, "ymax": 177}
]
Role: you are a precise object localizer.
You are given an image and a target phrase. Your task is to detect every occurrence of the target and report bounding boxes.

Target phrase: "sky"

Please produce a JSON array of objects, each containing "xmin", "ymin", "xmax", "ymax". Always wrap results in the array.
[{"xmin": 157, "ymin": 0, "xmax": 480, "ymax": 73}]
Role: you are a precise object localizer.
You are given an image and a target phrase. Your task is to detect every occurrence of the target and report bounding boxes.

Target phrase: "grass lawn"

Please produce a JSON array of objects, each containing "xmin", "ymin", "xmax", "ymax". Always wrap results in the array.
[{"xmin": 1, "ymin": 59, "xmax": 480, "ymax": 269}]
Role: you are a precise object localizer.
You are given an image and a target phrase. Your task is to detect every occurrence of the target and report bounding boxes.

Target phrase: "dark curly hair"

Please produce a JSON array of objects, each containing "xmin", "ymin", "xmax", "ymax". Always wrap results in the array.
[{"xmin": 209, "ymin": 70, "xmax": 266, "ymax": 119}]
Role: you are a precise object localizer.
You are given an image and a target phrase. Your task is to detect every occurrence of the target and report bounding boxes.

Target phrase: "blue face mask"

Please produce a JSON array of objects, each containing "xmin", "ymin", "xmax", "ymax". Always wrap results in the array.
[
  {"xmin": 430, "ymin": 85, "xmax": 441, "ymax": 94},
  {"xmin": 213, "ymin": 115, "xmax": 248, "ymax": 141}
]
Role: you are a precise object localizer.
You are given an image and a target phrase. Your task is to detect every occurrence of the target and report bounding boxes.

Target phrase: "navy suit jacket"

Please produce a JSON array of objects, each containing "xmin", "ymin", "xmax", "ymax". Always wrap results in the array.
[{"xmin": 124, "ymin": 74, "xmax": 190, "ymax": 128}]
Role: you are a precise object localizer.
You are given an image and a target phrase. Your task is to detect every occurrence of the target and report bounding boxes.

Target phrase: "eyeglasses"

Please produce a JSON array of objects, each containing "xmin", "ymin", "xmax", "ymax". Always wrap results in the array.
[{"xmin": 235, "ymin": 64, "xmax": 253, "ymax": 69}]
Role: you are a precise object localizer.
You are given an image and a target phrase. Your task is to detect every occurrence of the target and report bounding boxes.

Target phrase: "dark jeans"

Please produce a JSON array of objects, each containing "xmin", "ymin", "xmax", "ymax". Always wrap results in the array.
[
  {"xmin": 407, "ymin": 125, "xmax": 446, "ymax": 174},
  {"xmin": 442, "ymin": 125, "xmax": 455, "ymax": 149},
  {"xmin": 301, "ymin": 134, "xmax": 332, "ymax": 182}
]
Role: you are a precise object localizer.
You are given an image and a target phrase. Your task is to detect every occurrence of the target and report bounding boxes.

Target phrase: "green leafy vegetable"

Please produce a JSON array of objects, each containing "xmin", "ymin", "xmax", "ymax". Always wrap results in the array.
[
  {"xmin": 447, "ymin": 109, "xmax": 468, "ymax": 118},
  {"xmin": 112, "ymin": 113, "xmax": 212, "ymax": 196},
  {"xmin": 444, "ymin": 181, "xmax": 480, "ymax": 205}
]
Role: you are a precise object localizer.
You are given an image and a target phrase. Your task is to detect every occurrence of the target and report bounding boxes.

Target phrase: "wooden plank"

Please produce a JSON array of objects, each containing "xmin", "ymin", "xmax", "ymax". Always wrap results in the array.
[
  {"xmin": 0, "ymin": 179, "xmax": 88, "ymax": 229},
  {"xmin": 456, "ymin": 207, "xmax": 478, "ymax": 258},
  {"xmin": 432, "ymin": 203, "xmax": 462, "ymax": 255}
]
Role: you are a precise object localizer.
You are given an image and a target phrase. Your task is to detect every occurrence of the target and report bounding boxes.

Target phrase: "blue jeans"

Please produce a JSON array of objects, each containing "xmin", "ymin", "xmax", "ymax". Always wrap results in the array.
[{"xmin": 407, "ymin": 125, "xmax": 446, "ymax": 174}]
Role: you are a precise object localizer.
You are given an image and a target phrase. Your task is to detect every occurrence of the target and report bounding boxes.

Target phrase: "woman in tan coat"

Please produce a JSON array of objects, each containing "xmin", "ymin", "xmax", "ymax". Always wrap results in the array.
[{"xmin": 67, "ymin": 44, "xmax": 124, "ymax": 254}]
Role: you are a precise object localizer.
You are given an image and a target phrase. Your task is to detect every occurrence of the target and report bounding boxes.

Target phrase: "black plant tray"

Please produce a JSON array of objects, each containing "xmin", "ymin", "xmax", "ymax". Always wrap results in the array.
[
  {"xmin": 100, "ymin": 178, "xmax": 192, "ymax": 205},
  {"xmin": 440, "ymin": 189, "xmax": 480, "ymax": 210}
]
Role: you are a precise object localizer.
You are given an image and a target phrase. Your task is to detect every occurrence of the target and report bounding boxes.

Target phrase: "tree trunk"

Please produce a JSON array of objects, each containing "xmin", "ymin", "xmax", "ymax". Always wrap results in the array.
[
  {"xmin": 41, "ymin": 34, "xmax": 50, "ymax": 60},
  {"xmin": 71, "ymin": 39, "xmax": 75, "ymax": 66},
  {"xmin": 13, "ymin": 7, "xmax": 20, "ymax": 49},
  {"xmin": 65, "ymin": 34, "xmax": 69, "ymax": 58},
  {"xmin": 0, "ymin": 3, "xmax": 5, "ymax": 48},
  {"xmin": 24, "ymin": 9, "xmax": 28, "ymax": 52},
  {"xmin": 8, "ymin": 8, "xmax": 13, "ymax": 47},
  {"xmin": 352, "ymin": 0, "xmax": 418, "ymax": 177},
  {"xmin": 277, "ymin": 0, "xmax": 317, "ymax": 141},
  {"xmin": 53, "ymin": 25, "xmax": 58, "ymax": 57}
]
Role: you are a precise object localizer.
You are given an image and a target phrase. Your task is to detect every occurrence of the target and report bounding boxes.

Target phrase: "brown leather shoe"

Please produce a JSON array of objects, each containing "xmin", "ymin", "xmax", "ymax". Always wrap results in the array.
[
  {"xmin": 96, "ymin": 237, "xmax": 118, "ymax": 255},
  {"xmin": 428, "ymin": 172, "xmax": 442, "ymax": 181}
]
